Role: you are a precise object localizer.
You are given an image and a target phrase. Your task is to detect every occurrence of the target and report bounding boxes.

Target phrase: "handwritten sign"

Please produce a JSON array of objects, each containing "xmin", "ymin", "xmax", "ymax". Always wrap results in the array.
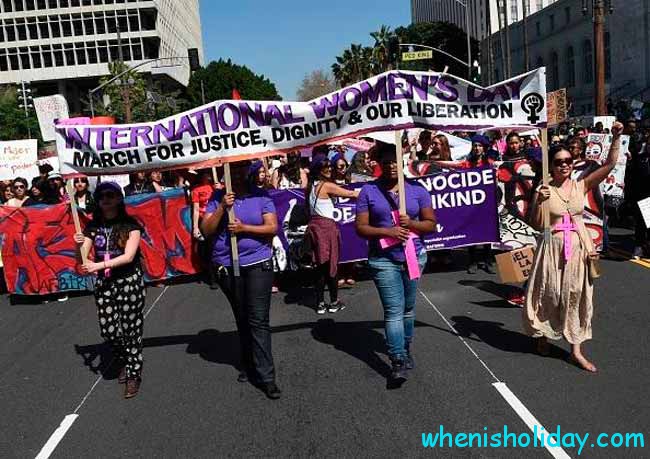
[
  {"xmin": 0, "ymin": 139, "xmax": 39, "ymax": 182},
  {"xmin": 34, "ymin": 95, "xmax": 69, "ymax": 142},
  {"xmin": 496, "ymin": 246, "xmax": 535, "ymax": 283},
  {"xmin": 547, "ymin": 88, "xmax": 567, "ymax": 126}
]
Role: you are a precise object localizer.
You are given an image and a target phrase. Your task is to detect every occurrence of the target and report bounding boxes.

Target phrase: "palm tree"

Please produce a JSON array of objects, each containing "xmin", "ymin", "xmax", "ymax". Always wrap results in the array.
[
  {"xmin": 332, "ymin": 44, "xmax": 374, "ymax": 86},
  {"xmin": 370, "ymin": 25, "xmax": 396, "ymax": 72}
]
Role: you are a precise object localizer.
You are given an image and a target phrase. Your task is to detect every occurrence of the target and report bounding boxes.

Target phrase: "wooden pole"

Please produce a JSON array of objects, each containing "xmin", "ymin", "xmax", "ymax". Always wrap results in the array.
[
  {"xmin": 395, "ymin": 131, "xmax": 406, "ymax": 215},
  {"xmin": 211, "ymin": 166, "xmax": 219, "ymax": 184},
  {"xmin": 223, "ymin": 162, "xmax": 241, "ymax": 277},
  {"xmin": 540, "ymin": 128, "xmax": 551, "ymax": 244},
  {"xmin": 66, "ymin": 181, "xmax": 88, "ymax": 265}
]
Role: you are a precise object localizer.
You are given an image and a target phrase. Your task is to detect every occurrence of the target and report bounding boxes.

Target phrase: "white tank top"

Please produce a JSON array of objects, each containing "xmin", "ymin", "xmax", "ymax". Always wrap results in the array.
[{"xmin": 309, "ymin": 181, "xmax": 336, "ymax": 220}]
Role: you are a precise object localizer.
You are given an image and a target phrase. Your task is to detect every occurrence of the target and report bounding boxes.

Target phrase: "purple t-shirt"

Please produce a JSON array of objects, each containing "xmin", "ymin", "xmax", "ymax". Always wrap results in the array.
[
  {"xmin": 206, "ymin": 190, "xmax": 276, "ymax": 267},
  {"xmin": 356, "ymin": 180, "xmax": 433, "ymax": 262}
]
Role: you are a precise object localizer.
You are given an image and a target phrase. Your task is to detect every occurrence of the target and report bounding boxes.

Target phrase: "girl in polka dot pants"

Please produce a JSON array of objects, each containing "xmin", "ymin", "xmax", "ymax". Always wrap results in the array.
[
  {"xmin": 95, "ymin": 268, "xmax": 146, "ymax": 383},
  {"xmin": 76, "ymin": 181, "xmax": 146, "ymax": 399}
]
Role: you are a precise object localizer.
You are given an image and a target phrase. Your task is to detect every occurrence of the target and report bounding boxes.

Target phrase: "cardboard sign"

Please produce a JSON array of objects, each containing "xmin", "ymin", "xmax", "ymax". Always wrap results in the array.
[
  {"xmin": 547, "ymin": 89, "xmax": 567, "ymax": 126},
  {"xmin": 33, "ymin": 95, "xmax": 69, "ymax": 142},
  {"xmin": 0, "ymin": 139, "xmax": 39, "ymax": 182},
  {"xmin": 496, "ymin": 246, "xmax": 535, "ymax": 284},
  {"xmin": 638, "ymin": 197, "xmax": 650, "ymax": 229}
]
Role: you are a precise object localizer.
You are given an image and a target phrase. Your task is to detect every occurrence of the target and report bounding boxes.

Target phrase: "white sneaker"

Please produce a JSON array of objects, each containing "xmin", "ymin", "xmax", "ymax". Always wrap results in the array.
[
  {"xmin": 317, "ymin": 303, "xmax": 327, "ymax": 315},
  {"xmin": 57, "ymin": 295, "xmax": 69, "ymax": 302},
  {"xmin": 633, "ymin": 246, "xmax": 644, "ymax": 259}
]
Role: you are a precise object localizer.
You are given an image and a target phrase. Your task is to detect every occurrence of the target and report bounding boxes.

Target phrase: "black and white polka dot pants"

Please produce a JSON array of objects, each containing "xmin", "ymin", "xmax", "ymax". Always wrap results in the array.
[{"xmin": 94, "ymin": 268, "xmax": 146, "ymax": 380}]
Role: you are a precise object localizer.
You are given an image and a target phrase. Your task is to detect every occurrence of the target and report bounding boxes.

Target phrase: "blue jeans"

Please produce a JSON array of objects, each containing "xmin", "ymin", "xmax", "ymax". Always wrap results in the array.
[{"xmin": 368, "ymin": 251, "xmax": 428, "ymax": 361}]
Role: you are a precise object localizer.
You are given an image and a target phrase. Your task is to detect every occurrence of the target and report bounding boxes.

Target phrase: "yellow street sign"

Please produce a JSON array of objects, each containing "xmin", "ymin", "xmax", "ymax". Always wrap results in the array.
[{"xmin": 401, "ymin": 50, "xmax": 433, "ymax": 61}]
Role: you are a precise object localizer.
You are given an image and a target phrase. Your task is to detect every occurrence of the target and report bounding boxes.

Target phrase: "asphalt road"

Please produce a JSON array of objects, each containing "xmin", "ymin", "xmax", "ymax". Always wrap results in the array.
[{"xmin": 0, "ymin": 246, "xmax": 648, "ymax": 458}]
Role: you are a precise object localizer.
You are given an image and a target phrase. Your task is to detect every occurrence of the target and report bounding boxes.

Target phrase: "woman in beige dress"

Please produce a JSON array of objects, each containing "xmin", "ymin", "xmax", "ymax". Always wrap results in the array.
[{"xmin": 524, "ymin": 122, "xmax": 623, "ymax": 372}]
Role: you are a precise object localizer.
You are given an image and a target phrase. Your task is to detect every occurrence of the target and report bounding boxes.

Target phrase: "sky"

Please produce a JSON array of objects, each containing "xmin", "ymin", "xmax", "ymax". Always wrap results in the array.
[{"xmin": 198, "ymin": 0, "xmax": 410, "ymax": 100}]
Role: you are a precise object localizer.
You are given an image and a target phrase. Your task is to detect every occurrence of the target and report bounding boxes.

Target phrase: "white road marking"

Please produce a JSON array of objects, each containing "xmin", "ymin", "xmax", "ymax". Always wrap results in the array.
[
  {"xmin": 34, "ymin": 415, "xmax": 78, "ymax": 459},
  {"xmin": 35, "ymin": 286, "xmax": 169, "ymax": 459},
  {"xmin": 419, "ymin": 290, "xmax": 572, "ymax": 459},
  {"xmin": 494, "ymin": 383, "xmax": 572, "ymax": 459}
]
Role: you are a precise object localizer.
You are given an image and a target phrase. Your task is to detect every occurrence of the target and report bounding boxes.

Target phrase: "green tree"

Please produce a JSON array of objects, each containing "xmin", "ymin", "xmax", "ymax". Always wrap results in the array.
[
  {"xmin": 187, "ymin": 59, "xmax": 281, "ymax": 104},
  {"xmin": 370, "ymin": 25, "xmax": 397, "ymax": 73},
  {"xmin": 395, "ymin": 22, "xmax": 479, "ymax": 77},
  {"xmin": 0, "ymin": 85, "xmax": 40, "ymax": 142},
  {"xmin": 296, "ymin": 69, "xmax": 338, "ymax": 101},
  {"xmin": 332, "ymin": 44, "xmax": 374, "ymax": 86}
]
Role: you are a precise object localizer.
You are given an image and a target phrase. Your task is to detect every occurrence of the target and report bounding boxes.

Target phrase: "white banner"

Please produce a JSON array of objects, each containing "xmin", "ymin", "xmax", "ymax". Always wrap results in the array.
[
  {"xmin": 0, "ymin": 139, "xmax": 39, "ymax": 182},
  {"xmin": 34, "ymin": 95, "xmax": 69, "ymax": 142},
  {"xmin": 56, "ymin": 69, "xmax": 548, "ymax": 177}
]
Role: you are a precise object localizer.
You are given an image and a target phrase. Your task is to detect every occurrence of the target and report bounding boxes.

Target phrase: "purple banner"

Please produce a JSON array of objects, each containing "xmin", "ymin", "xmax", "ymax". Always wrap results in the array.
[{"xmin": 269, "ymin": 167, "xmax": 499, "ymax": 266}]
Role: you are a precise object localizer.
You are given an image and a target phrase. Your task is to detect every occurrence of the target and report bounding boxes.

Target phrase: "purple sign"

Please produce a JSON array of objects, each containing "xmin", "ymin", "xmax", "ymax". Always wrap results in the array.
[{"xmin": 269, "ymin": 167, "xmax": 499, "ymax": 265}]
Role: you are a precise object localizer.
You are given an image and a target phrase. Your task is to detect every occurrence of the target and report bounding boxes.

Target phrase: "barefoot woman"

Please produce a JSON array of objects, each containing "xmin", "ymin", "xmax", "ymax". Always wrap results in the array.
[{"xmin": 524, "ymin": 122, "xmax": 623, "ymax": 372}]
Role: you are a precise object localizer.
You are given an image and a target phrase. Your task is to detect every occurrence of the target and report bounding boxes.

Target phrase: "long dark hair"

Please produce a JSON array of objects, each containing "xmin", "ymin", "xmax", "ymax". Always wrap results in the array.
[
  {"xmin": 91, "ymin": 195, "xmax": 134, "ymax": 248},
  {"xmin": 278, "ymin": 152, "xmax": 302, "ymax": 185}
]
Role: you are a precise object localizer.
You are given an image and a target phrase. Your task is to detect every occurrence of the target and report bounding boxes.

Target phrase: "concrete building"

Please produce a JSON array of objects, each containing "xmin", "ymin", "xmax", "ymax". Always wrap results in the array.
[
  {"xmin": 411, "ymin": 0, "xmax": 558, "ymax": 40},
  {"xmin": 485, "ymin": 0, "xmax": 650, "ymax": 116},
  {"xmin": 0, "ymin": 0, "xmax": 203, "ymax": 112}
]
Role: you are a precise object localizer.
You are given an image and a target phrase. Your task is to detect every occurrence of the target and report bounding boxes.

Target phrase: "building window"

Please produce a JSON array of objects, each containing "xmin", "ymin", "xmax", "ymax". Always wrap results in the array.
[
  {"xmin": 583, "ymin": 39, "xmax": 593, "ymax": 84},
  {"xmin": 549, "ymin": 14, "xmax": 555, "ymax": 31},
  {"xmin": 550, "ymin": 51, "xmax": 559, "ymax": 90},
  {"xmin": 510, "ymin": 1, "xmax": 519, "ymax": 21},
  {"xmin": 565, "ymin": 7, "xmax": 571, "ymax": 25},
  {"xmin": 566, "ymin": 46, "xmax": 575, "ymax": 87},
  {"xmin": 537, "ymin": 0, "xmax": 544, "ymax": 10}
]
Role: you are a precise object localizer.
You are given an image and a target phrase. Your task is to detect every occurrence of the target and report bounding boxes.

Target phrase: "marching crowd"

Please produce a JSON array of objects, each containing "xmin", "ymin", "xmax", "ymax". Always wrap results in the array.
[{"xmin": 1, "ymin": 119, "xmax": 649, "ymax": 399}]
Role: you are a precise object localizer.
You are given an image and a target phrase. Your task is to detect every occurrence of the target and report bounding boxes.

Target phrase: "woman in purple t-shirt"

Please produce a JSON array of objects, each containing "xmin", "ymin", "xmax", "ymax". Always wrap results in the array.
[
  {"xmin": 201, "ymin": 161, "xmax": 281, "ymax": 400},
  {"xmin": 356, "ymin": 142, "xmax": 436, "ymax": 386}
]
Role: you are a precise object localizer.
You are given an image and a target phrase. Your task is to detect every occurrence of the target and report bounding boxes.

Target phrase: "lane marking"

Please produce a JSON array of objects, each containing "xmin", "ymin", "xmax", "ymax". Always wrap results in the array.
[
  {"xmin": 494, "ymin": 383, "xmax": 572, "ymax": 459},
  {"xmin": 36, "ymin": 286, "xmax": 169, "ymax": 459},
  {"xmin": 419, "ymin": 290, "xmax": 571, "ymax": 459},
  {"xmin": 608, "ymin": 248, "xmax": 650, "ymax": 269},
  {"xmin": 34, "ymin": 415, "xmax": 78, "ymax": 459}
]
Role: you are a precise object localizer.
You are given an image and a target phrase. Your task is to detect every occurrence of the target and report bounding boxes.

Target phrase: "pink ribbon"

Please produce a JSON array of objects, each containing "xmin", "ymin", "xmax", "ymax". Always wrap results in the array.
[
  {"xmin": 104, "ymin": 252, "xmax": 112, "ymax": 278},
  {"xmin": 553, "ymin": 213, "xmax": 578, "ymax": 261},
  {"xmin": 379, "ymin": 210, "xmax": 421, "ymax": 280}
]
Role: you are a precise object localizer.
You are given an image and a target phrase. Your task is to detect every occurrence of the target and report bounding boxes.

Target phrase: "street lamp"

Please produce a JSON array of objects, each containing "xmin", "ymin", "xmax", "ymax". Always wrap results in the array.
[
  {"xmin": 434, "ymin": 0, "xmax": 472, "ymax": 79},
  {"xmin": 88, "ymin": 56, "xmax": 186, "ymax": 118}
]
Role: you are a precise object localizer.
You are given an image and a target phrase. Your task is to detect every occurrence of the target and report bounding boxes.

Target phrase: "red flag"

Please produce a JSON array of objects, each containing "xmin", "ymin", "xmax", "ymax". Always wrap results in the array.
[{"xmin": 232, "ymin": 89, "xmax": 241, "ymax": 100}]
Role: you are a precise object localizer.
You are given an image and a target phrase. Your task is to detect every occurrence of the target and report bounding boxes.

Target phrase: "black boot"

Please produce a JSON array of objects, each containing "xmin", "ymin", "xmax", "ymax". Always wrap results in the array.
[
  {"xmin": 390, "ymin": 358, "xmax": 408, "ymax": 383},
  {"xmin": 263, "ymin": 381, "xmax": 282, "ymax": 400}
]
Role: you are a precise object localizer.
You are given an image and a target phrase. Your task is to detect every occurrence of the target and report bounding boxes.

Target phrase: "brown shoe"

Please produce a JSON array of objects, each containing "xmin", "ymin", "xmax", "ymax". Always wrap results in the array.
[
  {"xmin": 124, "ymin": 378, "xmax": 141, "ymax": 399},
  {"xmin": 117, "ymin": 367, "xmax": 127, "ymax": 384}
]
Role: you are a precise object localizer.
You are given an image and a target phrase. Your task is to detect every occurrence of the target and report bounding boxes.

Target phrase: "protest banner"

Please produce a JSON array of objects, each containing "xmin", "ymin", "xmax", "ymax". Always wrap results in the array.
[
  {"xmin": 0, "ymin": 189, "xmax": 198, "ymax": 295},
  {"xmin": 272, "ymin": 167, "xmax": 500, "ymax": 265},
  {"xmin": 0, "ymin": 139, "xmax": 40, "ymax": 182},
  {"xmin": 33, "ymin": 95, "xmax": 69, "ymax": 142},
  {"xmin": 55, "ymin": 69, "xmax": 548, "ymax": 177},
  {"xmin": 0, "ymin": 169, "xmax": 498, "ymax": 295}
]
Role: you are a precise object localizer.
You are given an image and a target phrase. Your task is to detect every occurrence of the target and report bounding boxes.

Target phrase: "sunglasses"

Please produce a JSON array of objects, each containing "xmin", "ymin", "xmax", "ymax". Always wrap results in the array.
[
  {"xmin": 336, "ymin": 164, "xmax": 347, "ymax": 169},
  {"xmin": 553, "ymin": 158, "xmax": 574, "ymax": 167},
  {"xmin": 13, "ymin": 184, "xmax": 25, "ymax": 189}
]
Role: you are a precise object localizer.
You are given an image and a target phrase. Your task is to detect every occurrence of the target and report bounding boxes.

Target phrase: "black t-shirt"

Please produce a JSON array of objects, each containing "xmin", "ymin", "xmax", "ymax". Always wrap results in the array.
[{"xmin": 83, "ymin": 215, "xmax": 143, "ymax": 278}]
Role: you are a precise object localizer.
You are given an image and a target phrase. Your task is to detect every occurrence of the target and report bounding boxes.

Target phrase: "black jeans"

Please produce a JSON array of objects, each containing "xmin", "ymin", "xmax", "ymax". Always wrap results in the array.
[
  {"xmin": 217, "ymin": 259, "xmax": 275, "ymax": 383},
  {"xmin": 314, "ymin": 262, "xmax": 338, "ymax": 305}
]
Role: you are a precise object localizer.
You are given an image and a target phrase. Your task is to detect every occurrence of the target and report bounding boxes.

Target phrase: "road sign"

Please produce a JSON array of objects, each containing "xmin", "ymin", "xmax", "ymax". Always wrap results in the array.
[{"xmin": 401, "ymin": 50, "xmax": 433, "ymax": 61}]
